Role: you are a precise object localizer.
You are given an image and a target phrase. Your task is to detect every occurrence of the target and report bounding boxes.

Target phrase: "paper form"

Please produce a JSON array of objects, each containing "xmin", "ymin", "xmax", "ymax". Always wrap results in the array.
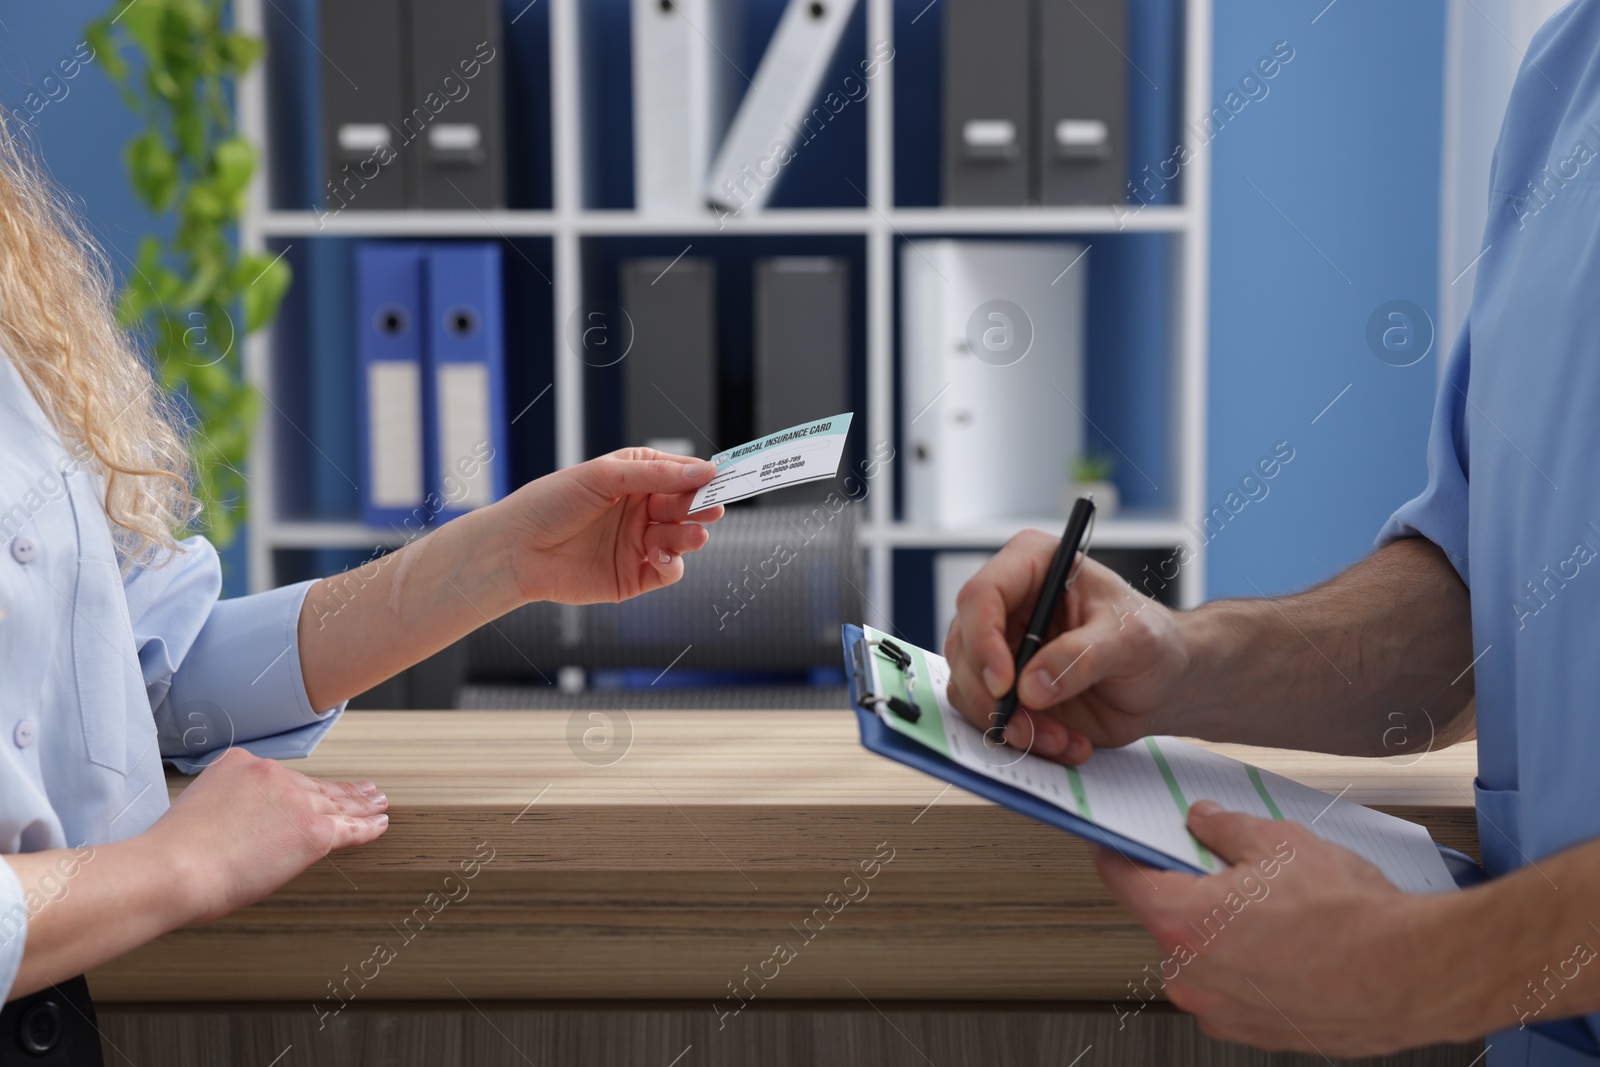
[
  {"xmin": 861, "ymin": 626, "xmax": 1456, "ymax": 894},
  {"xmin": 690, "ymin": 413, "xmax": 853, "ymax": 510}
]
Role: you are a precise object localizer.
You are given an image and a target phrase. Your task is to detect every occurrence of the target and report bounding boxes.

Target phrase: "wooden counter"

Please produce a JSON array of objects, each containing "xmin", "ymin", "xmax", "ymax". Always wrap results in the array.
[{"xmin": 92, "ymin": 711, "xmax": 1479, "ymax": 1006}]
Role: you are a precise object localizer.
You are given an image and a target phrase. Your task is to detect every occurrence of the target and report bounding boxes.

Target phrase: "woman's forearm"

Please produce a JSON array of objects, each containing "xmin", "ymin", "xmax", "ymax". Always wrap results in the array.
[
  {"xmin": 294, "ymin": 451, "xmax": 723, "ymax": 710},
  {"xmin": 296, "ymin": 506, "xmax": 519, "ymax": 710},
  {"xmin": 1168, "ymin": 537, "xmax": 1477, "ymax": 755},
  {"xmin": 4, "ymin": 840, "xmax": 194, "ymax": 1000}
]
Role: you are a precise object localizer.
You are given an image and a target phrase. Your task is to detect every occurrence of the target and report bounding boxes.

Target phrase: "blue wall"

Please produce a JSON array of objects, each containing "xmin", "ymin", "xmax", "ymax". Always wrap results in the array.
[
  {"xmin": 1204, "ymin": 0, "xmax": 1446, "ymax": 598},
  {"xmin": 0, "ymin": 0, "xmax": 153, "ymax": 272},
  {"xmin": 2, "ymin": 1, "xmax": 1449, "ymax": 603}
]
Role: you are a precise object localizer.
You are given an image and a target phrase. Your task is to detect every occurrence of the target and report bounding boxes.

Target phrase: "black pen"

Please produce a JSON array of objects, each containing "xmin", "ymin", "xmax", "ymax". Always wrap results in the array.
[{"xmin": 988, "ymin": 495, "xmax": 1097, "ymax": 742}]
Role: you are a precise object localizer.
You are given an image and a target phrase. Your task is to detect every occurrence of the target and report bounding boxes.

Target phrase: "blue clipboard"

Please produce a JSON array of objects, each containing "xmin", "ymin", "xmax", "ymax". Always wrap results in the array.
[
  {"xmin": 843, "ymin": 624, "xmax": 1202, "ymax": 874},
  {"xmin": 844, "ymin": 625, "xmax": 1487, "ymax": 883},
  {"xmin": 843, "ymin": 625, "xmax": 1600, "ymax": 1057}
]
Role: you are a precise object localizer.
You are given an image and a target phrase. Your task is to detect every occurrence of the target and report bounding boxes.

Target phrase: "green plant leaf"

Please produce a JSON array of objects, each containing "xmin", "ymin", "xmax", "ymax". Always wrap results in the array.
[
  {"xmin": 125, "ymin": 130, "xmax": 179, "ymax": 210},
  {"xmin": 174, "ymin": 259, "xmax": 222, "ymax": 308},
  {"xmin": 116, "ymin": 0, "xmax": 167, "ymax": 58},
  {"xmin": 233, "ymin": 386, "xmax": 261, "ymax": 427},
  {"xmin": 188, "ymin": 360, "xmax": 233, "ymax": 403},
  {"xmin": 122, "ymin": 3, "xmax": 184, "ymax": 99},
  {"xmin": 1071, "ymin": 453, "xmax": 1115, "ymax": 483},
  {"xmin": 184, "ymin": 183, "xmax": 226, "ymax": 223},
  {"xmin": 203, "ymin": 503, "xmax": 237, "ymax": 546},
  {"xmin": 210, "ymin": 137, "xmax": 254, "ymax": 194},
  {"xmin": 203, "ymin": 419, "xmax": 245, "ymax": 461},
  {"xmin": 175, "ymin": 105, "xmax": 206, "ymax": 162},
  {"xmin": 85, "ymin": 21, "xmax": 126, "ymax": 82},
  {"xmin": 220, "ymin": 32, "xmax": 265, "ymax": 73},
  {"xmin": 240, "ymin": 255, "xmax": 292, "ymax": 333}
]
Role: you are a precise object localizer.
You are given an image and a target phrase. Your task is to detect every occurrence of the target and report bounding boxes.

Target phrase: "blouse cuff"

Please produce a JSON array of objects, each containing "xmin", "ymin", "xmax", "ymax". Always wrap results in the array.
[
  {"xmin": 0, "ymin": 858, "xmax": 27, "ymax": 1004},
  {"xmin": 161, "ymin": 580, "xmax": 347, "ymax": 774}
]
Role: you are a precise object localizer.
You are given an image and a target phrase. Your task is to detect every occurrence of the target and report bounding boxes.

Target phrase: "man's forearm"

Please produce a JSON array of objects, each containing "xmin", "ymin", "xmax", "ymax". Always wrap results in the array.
[
  {"xmin": 1166, "ymin": 538, "xmax": 1475, "ymax": 755},
  {"xmin": 297, "ymin": 506, "xmax": 520, "ymax": 710},
  {"xmin": 1424, "ymin": 835, "xmax": 1600, "ymax": 1041}
]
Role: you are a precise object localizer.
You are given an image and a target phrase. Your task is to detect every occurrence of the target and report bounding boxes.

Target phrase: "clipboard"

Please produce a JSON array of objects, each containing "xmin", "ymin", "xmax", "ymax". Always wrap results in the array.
[
  {"xmin": 843, "ymin": 624, "xmax": 1202, "ymax": 874},
  {"xmin": 843, "ymin": 624, "xmax": 1487, "ymax": 883}
]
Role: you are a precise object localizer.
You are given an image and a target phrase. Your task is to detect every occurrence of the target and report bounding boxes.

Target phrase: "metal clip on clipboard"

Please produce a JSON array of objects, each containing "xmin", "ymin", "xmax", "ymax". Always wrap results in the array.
[{"xmin": 849, "ymin": 634, "xmax": 923, "ymax": 725}]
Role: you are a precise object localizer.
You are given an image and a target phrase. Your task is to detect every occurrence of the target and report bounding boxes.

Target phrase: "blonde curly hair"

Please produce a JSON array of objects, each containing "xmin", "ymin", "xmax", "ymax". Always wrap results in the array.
[{"xmin": 0, "ymin": 115, "xmax": 193, "ymax": 564}]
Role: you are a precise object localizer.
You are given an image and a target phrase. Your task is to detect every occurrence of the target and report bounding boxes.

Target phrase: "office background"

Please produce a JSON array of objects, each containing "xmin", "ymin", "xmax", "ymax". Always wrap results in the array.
[{"xmin": 0, "ymin": 0, "xmax": 1544, "ymax": 647}]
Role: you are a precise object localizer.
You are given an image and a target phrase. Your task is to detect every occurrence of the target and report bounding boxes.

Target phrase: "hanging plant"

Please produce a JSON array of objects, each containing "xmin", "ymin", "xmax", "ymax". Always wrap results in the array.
[{"xmin": 87, "ymin": 0, "xmax": 290, "ymax": 547}]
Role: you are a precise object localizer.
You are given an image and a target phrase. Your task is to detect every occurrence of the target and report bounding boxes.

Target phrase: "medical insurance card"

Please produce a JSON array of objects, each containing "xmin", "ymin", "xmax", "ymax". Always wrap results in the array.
[{"xmin": 691, "ymin": 413, "xmax": 853, "ymax": 510}]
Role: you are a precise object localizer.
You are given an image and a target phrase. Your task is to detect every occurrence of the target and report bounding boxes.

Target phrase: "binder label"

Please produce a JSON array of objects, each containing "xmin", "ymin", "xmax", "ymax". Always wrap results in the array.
[
  {"xmin": 436, "ymin": 363, "xmax": 495, "ymax": 509},
  {"xmin": 367, "ymin": 362, "xmax": 425, "ymax": 508}
]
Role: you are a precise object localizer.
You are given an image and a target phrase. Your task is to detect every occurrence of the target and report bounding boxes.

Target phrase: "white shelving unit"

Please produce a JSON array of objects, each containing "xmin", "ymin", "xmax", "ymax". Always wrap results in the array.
[
  {"xmin": 235, "ymin": 0, "xmax": 1212, "ymax": 623},
  {"xmin": 256, "ymin": 204, "xmax": 1193, "ymax": 237}
]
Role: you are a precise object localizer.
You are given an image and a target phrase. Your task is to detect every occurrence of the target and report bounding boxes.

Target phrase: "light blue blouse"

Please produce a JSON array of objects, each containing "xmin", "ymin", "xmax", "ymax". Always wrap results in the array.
[
  {"xmin": 1379, "ymin": 2, "xmax": 1600, "ymax": 1062},
  {"xmin": 0, "ymin": 355, "xmax": 343, "ymax": 1002}
]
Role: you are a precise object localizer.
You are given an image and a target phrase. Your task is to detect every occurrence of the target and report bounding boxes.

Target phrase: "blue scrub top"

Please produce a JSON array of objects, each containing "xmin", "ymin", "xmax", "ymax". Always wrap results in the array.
[
  {"xmin": 0, "ymin": 354, "xmax": 344, "ymax": 1002},
  {"xmin": 1379, "ymin": 2, "xmax": 1600, "ymax": 1061}
]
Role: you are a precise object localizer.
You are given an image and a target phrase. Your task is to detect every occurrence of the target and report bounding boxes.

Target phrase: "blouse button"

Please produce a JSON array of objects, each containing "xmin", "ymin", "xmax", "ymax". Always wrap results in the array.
[
  {"xmin": 14, "ymin": 719, "xmax": 37, "ymax": 748},
  {"xmin": 11, "ymin": 536, "xmax": 38, "ymax": 564}
]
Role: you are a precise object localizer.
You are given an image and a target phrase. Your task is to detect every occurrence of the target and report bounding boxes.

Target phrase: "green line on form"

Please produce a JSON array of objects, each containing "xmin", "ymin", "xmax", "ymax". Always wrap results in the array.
[
  {"xmin": 1247, "ymin": 765, "xmax": 1285, "ymax": 820},
  {"xmin": 1143, "ymin": 738, "xmax": 1215, "ymax": 871},
  {"xmin": 1066, "ymin": 765, "xmax": 1091, "ymax": 820}
]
